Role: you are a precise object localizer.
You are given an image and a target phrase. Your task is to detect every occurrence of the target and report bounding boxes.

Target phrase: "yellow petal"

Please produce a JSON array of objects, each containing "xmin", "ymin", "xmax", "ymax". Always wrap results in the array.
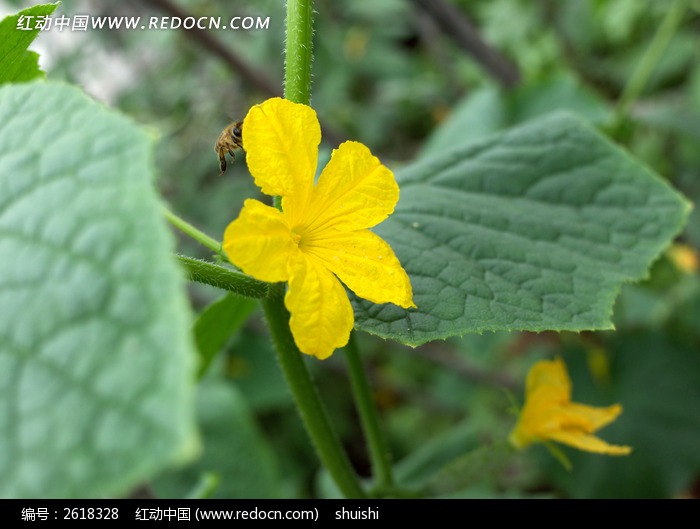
[
  {"xmin": 303, "ymin": 229, "xmax": 415, "ymax": 308},
  {"xmin": 510, "ymin": 393, "xmax": 565, "ymax": 448},
  {"xmin": 508, "ymin": 417, "xmax": 535, "ymax": 449},
  {"xmin": 285, "ymin": 253, "xmax": 354, "ymax": 359},
  {"xmin": 525, "ymin": 357, "xmax": 571, "ymax": 403},
  {"xmin": 223, "ymin": 199, "xmax": 297, "ymax": 282},
  {"xmin": 303, "ymin": 141, "xmax": 399, "ymax": 233},
  {"xmin": 548, "ymin": 430, "xmax": 632, "ymax": 456},
  {"xmin": 566, "ymin": 402, "xmax": 623, "ymax": 431},
  {"xmin": 242, "ymin": 98, "xmax": 319, "ymax": 221}
]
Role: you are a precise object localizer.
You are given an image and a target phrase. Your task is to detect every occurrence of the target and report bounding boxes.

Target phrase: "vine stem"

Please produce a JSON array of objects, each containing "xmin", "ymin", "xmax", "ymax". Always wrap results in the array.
[
  {"xmin": 254, "ymin": 0, "xmax": 365, "ymax": 498},
  {"xmin": 343, "ymin": 333, "xmax": 395, "ymax": 490},
  {"xmin": 261, "ymin": 285, "xmax": 365, "ymax": 498},
  {"xmin": 162, "ymin": 205, "xmax": 223, "ymax": 257},
  {"xmin": 284, "ymin": 0, "xmax": 314, "ymax": 104}
]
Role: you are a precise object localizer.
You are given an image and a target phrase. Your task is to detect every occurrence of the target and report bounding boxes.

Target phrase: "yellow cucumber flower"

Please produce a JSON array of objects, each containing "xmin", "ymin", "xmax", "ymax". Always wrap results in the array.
[
  {"xmin": 223, "ymin": 98, "xmax": 415, "ymax": 360},
  {"xmin": 509, "ymin": 358, "xmax": 632, "ymax": 456},
  {"xmin": 667, "ymin": 243, "xmax": 698, "ymax": 274}
]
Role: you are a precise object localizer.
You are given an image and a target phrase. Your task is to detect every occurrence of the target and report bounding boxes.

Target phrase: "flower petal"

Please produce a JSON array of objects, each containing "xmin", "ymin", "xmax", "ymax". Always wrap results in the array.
[
  {"xmin": 303, "ymin": 141, "xmax": 399, "ymax": 232},
  {"xmin": 508, "ymin": 419, "xmax": 533, "ymax": 449},
  {"xmin": 285, "ymin": 253, "xmax": 354, "ymax": 359},
  {"xmin": 304, "ymin": 229, "xmax": 415, "ymax": 308},
  {"xmin": 566, "ymin": 402, "xmax": 623, "ymax": 431},
  {"xmin": 548, "ymin": 430, "xmax": 632, "ymax": 456},
  {"xmin": 243, "ymin": 98, "xmax": 319, "ymax": 219},
  {"xmin": 223, "ymin": 199, "xmax": 296, "ymax": 282},
  {"xmin": 525, "ymin": 357, "xmax": 571, "ymax": 403}
]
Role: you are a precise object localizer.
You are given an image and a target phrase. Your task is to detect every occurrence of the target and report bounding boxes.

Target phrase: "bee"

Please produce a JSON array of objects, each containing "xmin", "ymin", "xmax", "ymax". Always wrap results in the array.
[{"xmin": 214, "ymin": 121, "xmax": 244, "ymax": 174}]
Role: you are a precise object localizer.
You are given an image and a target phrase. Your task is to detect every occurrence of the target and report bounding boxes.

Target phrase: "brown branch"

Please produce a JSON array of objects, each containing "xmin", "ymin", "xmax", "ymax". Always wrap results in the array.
[
  {"xmin": 140, "ymin": 0, "xmax": 280, "ymax": 97},
  {"xmin": 412, "ymin": 10, "xmax": 463, "ymax": 99},
  {"xmin": 137, "ymin": 0, "xmax": 375, "ymax": 146},
  {"xmin": 408, "ymin": 0, "xmax": 521, "ymax": 89}
]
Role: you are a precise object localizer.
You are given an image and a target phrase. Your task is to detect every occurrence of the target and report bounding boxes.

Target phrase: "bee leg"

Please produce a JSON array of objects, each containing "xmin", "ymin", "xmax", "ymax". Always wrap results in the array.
[
  {"xmin": 228, "ymin": 149, "xmax": 236, "ymax": 160},
  {"xmin": 219, "ymin": 155, "xmax": 227, "ymax": 174}
]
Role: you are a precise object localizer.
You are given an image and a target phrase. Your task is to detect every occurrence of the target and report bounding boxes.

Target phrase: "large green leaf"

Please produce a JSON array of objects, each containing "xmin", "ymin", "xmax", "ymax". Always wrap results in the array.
[
  {"xmin": 353, "ymin": 114, "xmax": 690, "ymax": 345},
  {"xmin": 0, "ymin": 82, "xmax": 197, "ymax": 498},
  {"xmin": 0, "ymin": 3, "xmax": 58, "ymax": 84}
]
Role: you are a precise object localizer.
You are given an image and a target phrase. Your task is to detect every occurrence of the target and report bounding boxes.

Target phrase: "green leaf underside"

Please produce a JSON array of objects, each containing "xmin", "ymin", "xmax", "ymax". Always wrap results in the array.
[
  {"xmin": 352, "ymin": 114, "xmax": 690, "ymax": 345},
  {"xmin": 0, "ymin": 82, "xmax": 196, "ymax": 498},
  {"xmin": 0, "ymin": 3, "xmax": 59, "ymax": 85}
]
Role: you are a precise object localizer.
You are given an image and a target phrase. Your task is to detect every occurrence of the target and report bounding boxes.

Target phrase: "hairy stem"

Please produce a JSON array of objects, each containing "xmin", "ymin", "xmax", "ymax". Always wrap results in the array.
[
  {"xmin": 261, "ymin": 285, "xmax": 365, "ymax": 498},
  {"xmin": 257, "ymin": 1, "xmax": 365, "ymax": 498},
  {"xmin": 285, "ymin": 0, "xmax": 314, "ymax": 104}
]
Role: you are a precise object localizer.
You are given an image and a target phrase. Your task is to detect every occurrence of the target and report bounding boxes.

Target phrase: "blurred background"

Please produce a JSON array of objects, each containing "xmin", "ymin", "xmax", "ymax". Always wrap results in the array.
[{"xmin": 5, "ymin": 0, "xmax": 699, "ymax": 498}]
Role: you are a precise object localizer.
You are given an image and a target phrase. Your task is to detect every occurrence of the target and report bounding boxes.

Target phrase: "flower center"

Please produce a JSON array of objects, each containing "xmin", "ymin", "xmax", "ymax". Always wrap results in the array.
[{"xmin": 291, "ymin": 227, "xmax": 304, "ymax": 247}]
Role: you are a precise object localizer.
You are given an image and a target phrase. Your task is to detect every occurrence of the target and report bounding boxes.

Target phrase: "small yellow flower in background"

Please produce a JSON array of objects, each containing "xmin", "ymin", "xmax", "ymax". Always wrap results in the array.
[
  {"xmin": 667, "ymin": 243, "xmax": 699, "ymax": 274},
  {"xmin": 509, "ymin": 358, "xmax": 632, "ymax": 456},
  {"xmin": 223, "ymin": 98, "xmax": 415, "ymax": 360}
]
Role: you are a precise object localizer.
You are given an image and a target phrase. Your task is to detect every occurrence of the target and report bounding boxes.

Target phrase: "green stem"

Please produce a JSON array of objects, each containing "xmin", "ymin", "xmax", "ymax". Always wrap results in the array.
[
  {"xmin": 343, "ymin": 333, "xmax": 395, "ymax": 491},
  {"xmin": 614, "ymin": 0, "xmax": 688, "ymax": 126},
  {"xmin": 162, "ymin": 206, "xmax": 224, "ymax": 258},
  {"xmin": 285, "ymin": 0, "xmax": 314, "ymax": 104},
  {"xmin": 261, "ymin": 284, "xmax": 365, "ymax": 498},
  {"xmin": 176, "ymin": 256, "xmax": 268, "ymax": 298},
  {"xmin": 265, "ymin": 0, "xmax": 366, "ymax": 498}
]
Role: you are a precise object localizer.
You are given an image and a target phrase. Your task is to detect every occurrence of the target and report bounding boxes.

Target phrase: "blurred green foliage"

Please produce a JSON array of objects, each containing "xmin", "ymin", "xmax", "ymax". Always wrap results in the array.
[{"xmin": 23, "ymin": 0, "xmax": 700, "ymax": 497}]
